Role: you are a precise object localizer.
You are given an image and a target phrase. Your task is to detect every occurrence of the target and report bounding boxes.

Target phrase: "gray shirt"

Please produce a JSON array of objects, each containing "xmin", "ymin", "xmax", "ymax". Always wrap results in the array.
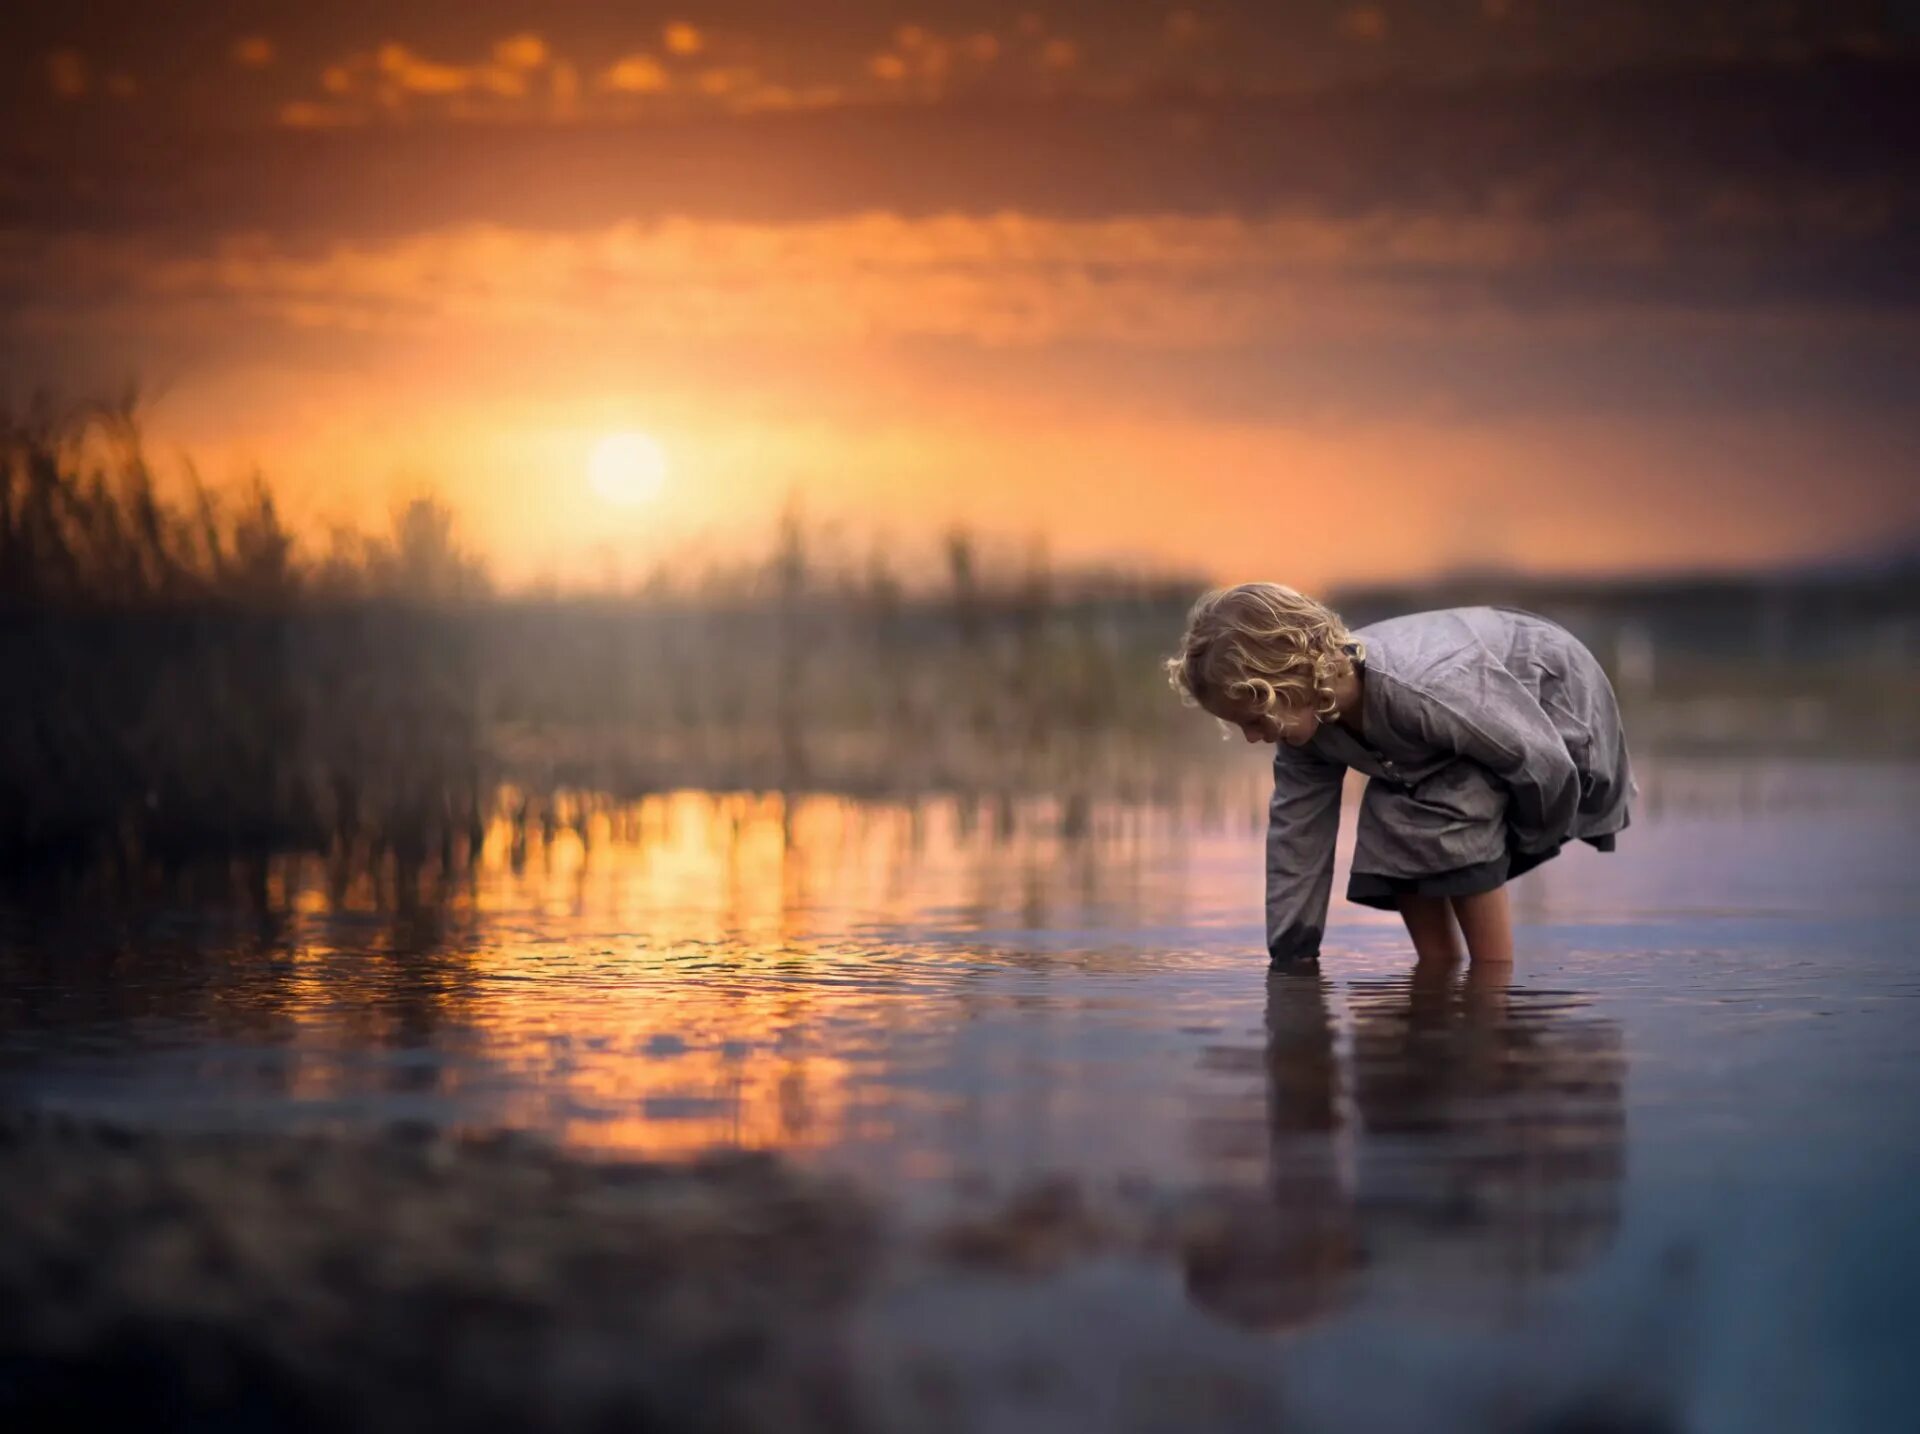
[{"xmin": 1264, "ymin": 605, "xmax": 1633, "ymax": 960}]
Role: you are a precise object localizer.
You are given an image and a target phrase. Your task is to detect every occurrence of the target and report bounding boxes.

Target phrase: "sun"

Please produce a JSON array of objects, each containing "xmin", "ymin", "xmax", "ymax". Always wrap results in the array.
[{"xmin": 587, "ymin": 431, "xmax": 669, "ymax": 505}]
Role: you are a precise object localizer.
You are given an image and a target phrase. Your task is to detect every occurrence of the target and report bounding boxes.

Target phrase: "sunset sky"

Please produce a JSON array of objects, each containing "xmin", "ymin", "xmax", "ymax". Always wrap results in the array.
[{"xmin": 5, "ymin": 1, "xmax": 1918, "ymax": 590}]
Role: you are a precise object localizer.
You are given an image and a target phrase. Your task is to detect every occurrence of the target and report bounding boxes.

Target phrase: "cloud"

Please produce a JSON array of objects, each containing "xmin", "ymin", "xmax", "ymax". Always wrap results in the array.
[
  {"xmin": 964, "ymin": 32, "xmax": 1001, "ymax": 62},
  {"xmin": 245, "ymin": 5, "xmax": 1582, "ymax": 132},
  {"xmin": 278, "ymin": 100, "xmax": 360, "ymax": 130},
  {"xmin": 1340, "ymin": 6, "xmax": 1390, "ymax": 43},
  {"xmin": 297, "ymin": 32, "xmax": 768, "ymax": 120},
  {"xmin": 300, "ymin": 40, "xmax": 541, "ymax": 112},
  {"xmin": 602, "ymin": 54, "xmax": 670, "ymax": 94},
  {"xmin": 377, "ymin": 43, "xmax": 476, "ymax": 96},
  {"xmin": 726, "ymin": 84, "xmax": 847, "ymax": 114},
  {"xmin": 866, "ymin": 24, "xmax": 1002, "ymax": 95},
  {"xmin": 20, "ymin": 52, "xmax": 1906, "ymax": 251},
  {"xmin": 1165, "ymin": 11, "xmax": 1211, "ymax": 47},
  {"xmin": 494, "ymin": 34, "xmax": 548, "ymax": 70},
  {"xmin": 694, "ymin": 67, "xmax": 756, "ymax": 97},
  {"xmin": 9, "ymin": 194, "xmax": 1901, "ymax": 356},
  {"xmin": 46, "ymin": 49, "xmax": 88, "ymax": 99},
  {"xmin": 1040, "ymin": 38, "xmax": 1080, "ymax": 70},
  {"xmin": 231, "ymin": 37, "xmax": 276, "ymax": 69},
  {"xmin": 899, "ymin": 28, "xmax": 951, "ymax": 79}
]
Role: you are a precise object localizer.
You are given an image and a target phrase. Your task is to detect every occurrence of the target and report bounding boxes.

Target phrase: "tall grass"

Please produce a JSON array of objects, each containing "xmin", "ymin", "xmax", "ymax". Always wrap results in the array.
[
  {"xmin": 0, "ymin": 401, "xmax": 1224, "ymax": 883},
  {"xmin": 0, "ymin": 400, "xmax": 493, "ymax": 877},
  {"xmin": 13, "ymin": 398, "xmax": 1907, "ymax": 894}
]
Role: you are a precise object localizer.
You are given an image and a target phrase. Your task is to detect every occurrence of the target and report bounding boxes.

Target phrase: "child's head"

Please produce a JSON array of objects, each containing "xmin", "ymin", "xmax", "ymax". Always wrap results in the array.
[{"xmin": 1163, "ymin": 582, "xmax": 1364, "ymax": 746}]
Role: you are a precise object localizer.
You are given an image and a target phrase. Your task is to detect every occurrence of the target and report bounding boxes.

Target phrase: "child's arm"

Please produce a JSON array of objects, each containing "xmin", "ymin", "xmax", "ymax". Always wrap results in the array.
[
  {"xmin": 1395, "ymin": 662, "xmax": 1581, "ymax": 856},
  {"xmin": 1266, "ymin": 746, "xmax": 1345, "ymax": 964}
]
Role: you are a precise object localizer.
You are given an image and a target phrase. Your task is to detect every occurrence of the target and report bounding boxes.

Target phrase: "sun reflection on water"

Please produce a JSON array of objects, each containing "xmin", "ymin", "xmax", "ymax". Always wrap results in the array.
[{"xmin": 252, "ymin": 787, "xmax": 1225, "ymax": 1163}]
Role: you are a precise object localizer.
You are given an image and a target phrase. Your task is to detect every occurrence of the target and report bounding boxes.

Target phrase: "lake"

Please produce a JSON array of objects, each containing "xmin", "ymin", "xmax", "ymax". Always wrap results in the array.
[{"xmin": 3, "ymin": 757, "xmax": 1918, "ymax": 1432}]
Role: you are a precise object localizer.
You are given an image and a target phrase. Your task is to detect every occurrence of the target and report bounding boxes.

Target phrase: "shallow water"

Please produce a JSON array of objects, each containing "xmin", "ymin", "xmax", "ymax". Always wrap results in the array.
[{"xmin": 4, "ymin": 758, "xmax": 1919, "ymax": 1430}]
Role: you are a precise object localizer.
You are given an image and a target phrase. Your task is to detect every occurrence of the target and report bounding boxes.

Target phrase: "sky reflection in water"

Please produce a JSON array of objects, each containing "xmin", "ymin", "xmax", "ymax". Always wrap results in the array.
[{"xmin": 2, "ymin": 759, "xmax": 1918, "ymax": 1362}]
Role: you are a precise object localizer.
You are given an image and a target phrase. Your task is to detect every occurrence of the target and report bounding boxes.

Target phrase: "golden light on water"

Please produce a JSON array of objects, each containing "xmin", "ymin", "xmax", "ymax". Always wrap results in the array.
[
  {"xmin": 587, "ymin": 431, "xmax": 669, "ymax": 505},
  {"xmin": 267, "ymin": 787, "xmax": 1261, "ymax": 1163}
]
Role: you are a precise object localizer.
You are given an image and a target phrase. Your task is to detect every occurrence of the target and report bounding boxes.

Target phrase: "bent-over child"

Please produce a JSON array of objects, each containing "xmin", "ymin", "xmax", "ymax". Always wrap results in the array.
[{"xmin": 1165, "ymin": 584, "xmax": 1635, "ymax": 966}]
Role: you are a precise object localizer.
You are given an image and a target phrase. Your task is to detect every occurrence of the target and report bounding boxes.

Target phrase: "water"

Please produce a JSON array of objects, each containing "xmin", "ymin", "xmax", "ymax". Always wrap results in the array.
[{"xmin": 3, "ymin": 758, "xmax": 1918, "ymax": 1431}]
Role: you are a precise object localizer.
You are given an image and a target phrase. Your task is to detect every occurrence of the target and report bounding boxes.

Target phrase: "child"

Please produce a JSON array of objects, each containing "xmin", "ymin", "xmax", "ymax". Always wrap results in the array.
[{"xmin": 1164, "ymin": 584, "xmax": 1635, "ymax": 966}]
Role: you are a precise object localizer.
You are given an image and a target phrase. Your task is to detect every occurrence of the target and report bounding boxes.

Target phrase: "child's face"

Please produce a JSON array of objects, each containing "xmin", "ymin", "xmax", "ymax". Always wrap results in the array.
[{"xmin": 1209, "ymin": 691, "xmax": 1321, "ymax": 748}]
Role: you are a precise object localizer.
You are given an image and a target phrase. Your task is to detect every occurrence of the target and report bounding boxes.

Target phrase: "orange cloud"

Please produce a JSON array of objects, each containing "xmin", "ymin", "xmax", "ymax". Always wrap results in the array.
[
  {"xmin": 350, "ymin": 42, "xmax": 532, "ymax": 103},
  {"xmin": 231, "ymin": 36, "xmax": 276, "ymax": 69},
  {"xmin": 1166, "ymin": 10, "xmax": 1207, "ymax": 46},
  {"xmin": 695, "ymin": 66, "xmax": 756, "ymax": 97},
  {"xmin": 602, "ymin": 54, "xmax": 670, "ymax": 94},
  {"xmin": 377, "ymin": 43, "xmax": 469, "ymax": 95},
  {"xmin": 265, "ymin": 17, "xmax": 1127, "ymax": 128},
  {"xmin": 1340, "ymin": 6, "xmax": 1390, "ymax": 43},
  {"xmin": 726, "ymin": 83, "xmax": 847, "ymax": 114},
  {"xmin": 278, "ymin": 100, "xmax": 360, "ymax": 130},
  {"xmin": 46, "ymin": 49, "xmax": 88, "ymax": 99},
  {"xmin": 10, "ymin": 204, "xmax": 1794, "ymax": 352},
  {"xmin": 493, "ymin": 33, "xmax": 548, "ymax": 70},
  {"xmin": 865, "ymin": 24, "xmax": 998, "ymax": 93}
]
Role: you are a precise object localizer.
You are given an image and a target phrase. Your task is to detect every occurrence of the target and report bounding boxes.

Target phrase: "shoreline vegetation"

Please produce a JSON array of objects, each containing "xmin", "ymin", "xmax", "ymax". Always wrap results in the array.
[
  {"xmin": 4, "ymin": 398, "xmax": 1917, "ymax": 889},
  {"xmin": 0, "ymin": 398, "xmax": 1225, "ymax": 884}
]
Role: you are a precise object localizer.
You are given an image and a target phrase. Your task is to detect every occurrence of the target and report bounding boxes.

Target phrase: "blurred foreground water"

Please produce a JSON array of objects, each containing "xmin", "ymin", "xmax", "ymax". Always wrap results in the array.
[{"xmin": 3, "ymin": 756, "xmax": 1918, "ymax": 1432}]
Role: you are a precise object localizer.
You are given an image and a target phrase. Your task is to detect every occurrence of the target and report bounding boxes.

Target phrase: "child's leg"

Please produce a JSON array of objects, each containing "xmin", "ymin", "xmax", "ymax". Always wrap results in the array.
[
  {"xmin": 1450, "ymin": 885, "xmax": 1514, "ymax": 964},
  {"xmin": 1395, "ymin": 893, "xmax": 1464, "ymax": 964}
]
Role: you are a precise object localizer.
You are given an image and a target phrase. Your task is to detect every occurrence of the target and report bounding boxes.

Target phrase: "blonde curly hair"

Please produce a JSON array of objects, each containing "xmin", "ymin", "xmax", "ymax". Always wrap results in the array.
[{"xmin": 1163, "ymin": 582, "xmax": 1365, "ymax": 731}]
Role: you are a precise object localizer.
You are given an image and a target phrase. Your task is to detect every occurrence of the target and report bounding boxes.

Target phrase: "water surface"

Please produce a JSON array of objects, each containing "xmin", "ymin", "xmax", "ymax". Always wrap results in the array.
[{"xmin": 3, "ymin": 759, "xmax": 1918, "ymax": 1430}]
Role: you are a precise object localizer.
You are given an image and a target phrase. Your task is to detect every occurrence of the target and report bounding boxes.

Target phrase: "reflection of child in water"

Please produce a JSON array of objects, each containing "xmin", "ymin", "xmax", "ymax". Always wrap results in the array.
[
  {"xmin": 1165, "ymin": 584, "xmax": 1635, "ymax": 966},
  {"xmin": 1182, "ymin": 966, "xmax": 1625, "ymax": 1333},
  {"xmin": 1183, "ymin": 968, "xmax": 1360, "ymax": 1329}
]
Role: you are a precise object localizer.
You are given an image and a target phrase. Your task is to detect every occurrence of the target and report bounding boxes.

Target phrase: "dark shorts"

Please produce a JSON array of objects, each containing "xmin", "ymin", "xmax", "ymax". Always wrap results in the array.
[{"xmin": 1347, "ymin": 830, "xmax": 1618, "ymax": 911}]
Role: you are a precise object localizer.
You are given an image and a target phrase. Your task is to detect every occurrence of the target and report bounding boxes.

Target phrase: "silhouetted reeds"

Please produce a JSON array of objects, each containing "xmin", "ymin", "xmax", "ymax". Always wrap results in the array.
[
  {"xmin": 0, "ymin": 401, "xmax": 1226, "ymax": 884},
  {"xmin": 1, "ymin": 399, "xmax": 492, "ymax": 879},
  {"xmin": 9, "ymin": 397, "xmax": 1913, "ymax": 893}
]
